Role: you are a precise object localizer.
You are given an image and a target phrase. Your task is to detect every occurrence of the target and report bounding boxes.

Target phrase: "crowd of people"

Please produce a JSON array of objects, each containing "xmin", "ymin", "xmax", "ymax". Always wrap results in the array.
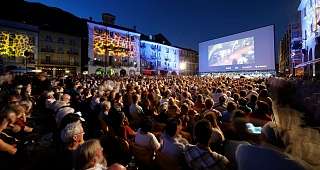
[{"xmin": 0, "ymin": 72, "xmax": 312, "ymax": 170}]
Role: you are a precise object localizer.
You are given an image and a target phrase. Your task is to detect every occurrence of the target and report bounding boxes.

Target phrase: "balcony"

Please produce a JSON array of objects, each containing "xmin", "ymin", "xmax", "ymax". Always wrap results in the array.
[{"xmin": 40, "ymin": 60, "xmax": 79, "ymax": 66}]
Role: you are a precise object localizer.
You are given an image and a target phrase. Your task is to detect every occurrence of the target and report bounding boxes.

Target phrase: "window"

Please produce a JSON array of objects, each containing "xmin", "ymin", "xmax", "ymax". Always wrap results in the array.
[
  {"xmin": 45, "ymin": 35, "xmax": 53, "ymax": 42},
  {"xmin": 305, "ymin": 30, "xmax": 308, "ymax": 39},
  {"xmin": 58, "ymin": 37, "xmax": 65, "ymax": 44},
  {"xmin": 59, "ymin": 56, "xmax": 63, "ymax": 65},
  {"xmin": 45, "ymin": 56, "xmax": 50, "ymax": 64},
  {"xmin": 58, "ymin": 47, "xmax": 64, "ymax": 54},
  {"xmin": 303, "ymin": 8, "xmax": 307, "ymax": 17},
  {"xmin": 70, "ymin": 56, "xmax": 75, "ymax": 65}
]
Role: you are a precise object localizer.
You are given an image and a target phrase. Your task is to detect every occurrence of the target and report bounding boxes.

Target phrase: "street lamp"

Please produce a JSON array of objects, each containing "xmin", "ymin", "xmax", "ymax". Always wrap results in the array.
[{"xmin": 179, "ymin": 62, "xmax": 187, "ymax": 75}]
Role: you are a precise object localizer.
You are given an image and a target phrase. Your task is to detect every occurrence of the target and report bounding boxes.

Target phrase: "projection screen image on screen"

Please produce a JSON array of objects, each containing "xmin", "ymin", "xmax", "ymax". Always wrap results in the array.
[
  {"xmin": 199, "ymin": 25, "xmax": 275, "ymax": 73},
  {"xmin": 208, "ymin": 37, "xmax": 255, "ymax": 66}
]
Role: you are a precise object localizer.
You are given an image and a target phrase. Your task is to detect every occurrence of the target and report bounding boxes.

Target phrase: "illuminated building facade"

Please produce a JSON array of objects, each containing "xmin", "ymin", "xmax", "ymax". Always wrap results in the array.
[
  {"xmin": 140, "ymin": 40, "xmax": 179, "ymax": 74},
  {"xmin": 298, "ymin": 0, "xmax": 320, "ymax": 77},
  {"xmin": 290, "ymin": 20, "xmax": 304, "ymax": 76},
  {"xmin": 38, "ymin": 31, "xmax": 81, "ymax": 76},
  {"xmin": 279, "ymin": 27, "xmax": 291, "ymax": 75},
  {"xmin": 0, "ymin": 20, "xmax": 38, "ymax": 73},
  {"xmin": 178, "ymin": 48, "xmax": 199, "ymax": 75},
  {"xmin": 88, "ymin": 22, "xmax": 140, "ymax": 75}
]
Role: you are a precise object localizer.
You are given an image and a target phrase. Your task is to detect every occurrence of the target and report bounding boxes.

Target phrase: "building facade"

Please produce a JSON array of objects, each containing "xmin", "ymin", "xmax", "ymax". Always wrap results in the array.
[
  {"xmin": 290, "ymin": 20, "xmax": 304, "ymax": 76},
  {"xmin": 140, "ymin": 39, "xmax": 180, "ymax": 74},
  {"xmin": 37, "ymin": 31, "xmax": 81, "ymax": 76},
  {"xmin": 298, "ymin": 0, "xmax": 320, "ymax": 77},
  {"xmin": 0, "ymin": 20, "xmax": 38, "ymax": 73},
  {"xmin": 279, "ymin": 27, "xmax": 291, "ymax": 75},
  {"xmin": 87, "ymin": 22, "xmax": 140, "ymax": 75},
  {"xmin": 179, "ymin": 48, "xmax": 198, "ymax": 75}
]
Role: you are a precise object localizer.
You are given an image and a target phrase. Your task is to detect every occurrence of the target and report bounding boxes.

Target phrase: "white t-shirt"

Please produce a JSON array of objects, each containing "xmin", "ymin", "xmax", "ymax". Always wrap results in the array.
[{"xmin": 135, "ymin": 129, "xmax": 160, "ymax": 150}]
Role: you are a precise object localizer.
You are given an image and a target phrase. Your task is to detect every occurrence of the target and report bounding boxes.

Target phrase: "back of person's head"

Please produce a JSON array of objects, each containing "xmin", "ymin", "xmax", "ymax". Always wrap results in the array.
[
  {"xmin": 56, "ymin": 106, "xmax": 75, "ymax": 122},
  {"xmin": 233, "ymin": 110, "xmax": 245, "ymax": 119},
  {"xmin": 165, "ymin": 118, "xmax": 181, "ymax": 137},
  {"xmin": 114, "ymin": 93, "xmax": 122, "ymax": 101},
  {"xmin": 233, "ymin": 93, "xmax": 240, "ymax": 102},
  {"xmin": 238, "ymin": 97, "xmax": 248, "ymax": 106},
  {"xmin": 216, "ymin": 88, "xmax": 222, "ymax": 93},
  {"xmin": 110, "ymin": 111, "xmax": 126, "ymax": 128},
  {"xmin": 76, "ymin": 139, "xmax": 106, "ymax": 170},
  {"xmin": 226, "ymin": 101, "xmax": 237, "ymax": 112},
  {"xmin": 164, "ymin": 89, "xmax": 171, "ymax": 98},
  {"xmin": 250, "ymin": 94, "xmax": 258, "ymax": 103},
  {"xmin": 205, "ymin": 98, "xmax": 214, "ymax": 110},
  {"xmin": 140, "ymin": 119, "xmax": 153, "ymax": 133},
  {"xmin": 259, "ymin": 89, "xmax": 268, "ymax": 98},
  {"xmin": 239, "ymin": 90, "xmax": 247, "ymax": 98},
  {"xmin": 132, "ymin": 93, "xmax": 139, "ymax": 104},
  {"xmin": 219, "ymin": 95, "xmax": 227, "ymax": 104},
  {"xmin": 180, "ymin": 103, "xmax": 189, "ymax": 114},
  {"xmin": 196, "ymin": 94, "xmax": 204, "ymax": 103},
  {"xmin": 108, "ymin": 163, "xmax": 126, "ymax": 170},
  {"xmin": 204, "ymin": 111, "xmax": 219, "ymax": 128},
  {"xmin": 182, "ymin": 91, "xmax": 188, "ymax": 98},
  {"xmin": 59, "ymin": 113, "xmax": 82, "ymax": 130},
  {"xmin": 194, "ymin": 119, "xmax": 212, "ymax": 145},
  {"xmin": 256, "ymin": 101, "xmax": 270, "ymax": 115}
]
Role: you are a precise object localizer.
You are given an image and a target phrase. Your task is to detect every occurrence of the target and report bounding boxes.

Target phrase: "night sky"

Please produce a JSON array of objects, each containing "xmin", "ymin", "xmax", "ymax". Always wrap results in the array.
[{"xmin": 27, "ymin": 0, "xmax": 300, "ymax": 54}]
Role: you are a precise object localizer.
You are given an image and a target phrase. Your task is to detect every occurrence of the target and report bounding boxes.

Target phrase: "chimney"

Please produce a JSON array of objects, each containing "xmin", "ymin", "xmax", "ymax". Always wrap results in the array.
[
  {"xmin": 102, "ymin": 13, "xmax": 116, "ymax": 25},
  {"xmin": 133, "ymin": 25, "xmax": 137, "ymax": 31},
  {"xmin": 149, "ymin": 35, "xmax": 153, "ymax": 40}
]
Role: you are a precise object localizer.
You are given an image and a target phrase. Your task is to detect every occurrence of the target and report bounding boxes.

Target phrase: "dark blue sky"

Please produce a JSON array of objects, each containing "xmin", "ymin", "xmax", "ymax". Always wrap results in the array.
[{"xmin": 27, "ymin": 0, "xmax": 300, "ymax": 53}]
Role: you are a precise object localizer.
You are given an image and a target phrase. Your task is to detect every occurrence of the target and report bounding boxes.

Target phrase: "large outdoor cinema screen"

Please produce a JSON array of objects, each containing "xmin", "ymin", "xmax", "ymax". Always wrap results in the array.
[{"xmin": 199, "ymin": 25, "xmax": 275, "ymax": 73}]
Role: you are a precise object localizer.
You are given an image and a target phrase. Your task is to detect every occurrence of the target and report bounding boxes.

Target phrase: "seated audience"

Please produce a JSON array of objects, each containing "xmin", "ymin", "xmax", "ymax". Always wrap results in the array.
[{"xmin": 185, "ymin": 119, "xmax": 229, "ymax": 170}]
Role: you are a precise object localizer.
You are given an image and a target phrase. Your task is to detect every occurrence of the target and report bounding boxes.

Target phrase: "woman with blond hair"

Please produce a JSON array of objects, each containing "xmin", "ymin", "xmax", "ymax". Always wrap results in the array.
[{"xmin": 76, "ymin": 139, "xmax": 107, "ymax": 170}]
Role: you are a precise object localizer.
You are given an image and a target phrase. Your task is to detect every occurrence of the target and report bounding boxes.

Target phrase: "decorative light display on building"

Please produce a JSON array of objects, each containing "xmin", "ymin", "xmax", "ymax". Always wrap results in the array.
[
  {"xmin": 0, "ymin": 31, "xmax": 35, "ymax": 57},
  {"xmin": 93, "ymin": 27, "xmax": 138, "ymax": 58}
]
